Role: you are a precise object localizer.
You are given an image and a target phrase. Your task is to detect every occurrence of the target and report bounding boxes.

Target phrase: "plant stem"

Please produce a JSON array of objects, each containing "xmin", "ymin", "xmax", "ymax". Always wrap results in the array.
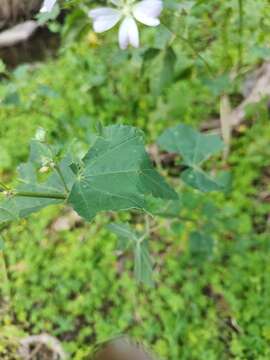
[
  {"xmin": 238, "ymin": 0, "xmax": 244, "ymax": 71},
  {"xmin": 14, "ymin": 191, "xmax": 67, "ymax": 200},
  {"xmin": 163, "ymin": 23, "xmax": 214, "ymax": 77},
  {"xmin": 0, "ymin": 181, "xmax": 9, "ymax": 191},
  {"xmin": 176, "ymin": 33, "xmax": 214, "ymax": 77},
  {"xmin": 0, "ymin": 249, "xmax": 11, "ymax": 310},
  {"xmin": 54, "ymin": 164, "xmax": 69, "ymax": 193}
]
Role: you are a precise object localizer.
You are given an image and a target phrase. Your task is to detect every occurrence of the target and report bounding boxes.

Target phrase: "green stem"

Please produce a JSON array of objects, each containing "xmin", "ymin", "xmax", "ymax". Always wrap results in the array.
[
  {"xmin": 176, "ymin": 34, "xmax": 214, "ymax": 77},
  {"xmin": 163, "ymin": 23, "xmax": 214, "ymax": 77},
  {"xmin": 238, "ymin": 0, "xmax": 244, "ymax": 71},
  {"xmin": 0, "ymin": 181, "xmax": 9, "ymax": 191},
  {"xmin": 54, "ymin": 164, "xmax": 69, "ymax": 193},
  {"xmin": 0, "ymin": 249, "xmax": 11, "ymax": 310},
  {"xmin": 14, "ymin": 191, "xmax": 67, "ymax": 200}
]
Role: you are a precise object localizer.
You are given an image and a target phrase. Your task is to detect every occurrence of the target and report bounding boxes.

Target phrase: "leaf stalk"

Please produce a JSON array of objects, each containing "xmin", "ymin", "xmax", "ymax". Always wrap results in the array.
[{"xmin": 14, "ymin": 191, "xmax": 67, "ymax": 200}]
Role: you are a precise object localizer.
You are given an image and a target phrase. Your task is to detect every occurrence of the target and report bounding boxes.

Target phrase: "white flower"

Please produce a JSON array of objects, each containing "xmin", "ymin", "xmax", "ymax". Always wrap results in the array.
[
  {"xmin": 40, "ymin": 0, "xmax": 58, "ymax": 13},
  {"xmin": 89, "ymin": 0, "xmax": 163, "ymax": 49}
]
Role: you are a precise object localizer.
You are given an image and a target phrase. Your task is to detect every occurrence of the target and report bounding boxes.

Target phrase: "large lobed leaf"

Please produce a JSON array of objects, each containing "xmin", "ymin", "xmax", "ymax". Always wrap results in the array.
[
  {"xmin": 158, "ymin": 124, "xmax": 224, "ymax": 167},
  {"xmin": 68, "ymin": 125, "xmax": 178, "ymax": 221},
  {"xmin": 158, "ymin": 124, "xmax": 227, "ymax": 192}
]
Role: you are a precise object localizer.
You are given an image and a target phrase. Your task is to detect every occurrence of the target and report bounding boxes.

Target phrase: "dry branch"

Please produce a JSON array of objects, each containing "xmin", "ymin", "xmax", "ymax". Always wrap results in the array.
[
  {"xmin": 19, "ymin": 334, "xmax": 68, "ymax": 360},
  {"xmin": 202, "ymin": 62, "xmax": 270, "ymax": 131},
  {"xmin": 0, "ymin": 21, "xmax": 38, "ymax": 47}
]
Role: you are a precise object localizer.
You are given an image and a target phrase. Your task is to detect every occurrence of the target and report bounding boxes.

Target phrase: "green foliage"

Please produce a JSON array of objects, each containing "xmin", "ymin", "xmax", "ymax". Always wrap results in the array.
[
  {"xmin": 0, "ymin": 124, "xmax": 178, "ymax": 228},
  {"xmin": 0, "ymin": 0, "xmax": 270, "ymax": 358},
  {"xmin": 189, "ymin": 231, "xmax": 214, "ymax": 260},
  {"xmin": 108, "ymin": 222, "xmax": 153, "ymax": 285},
  {"xmin": 158, "ymin": 124, "xmax": 226, "ymax": 192},
  {"xmin": 68, "ymin": 125, "xmax": 177, "ymax": 221},
  {"xmin": 158, "ymin": 124, "xmax": 224, "ymax": 166}
]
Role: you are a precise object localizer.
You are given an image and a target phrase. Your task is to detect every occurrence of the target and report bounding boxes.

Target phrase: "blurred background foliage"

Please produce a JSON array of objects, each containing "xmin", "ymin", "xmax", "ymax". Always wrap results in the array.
[{"xmin": 0, "ymin": 0, "xmax": 270, "ymax": 359}]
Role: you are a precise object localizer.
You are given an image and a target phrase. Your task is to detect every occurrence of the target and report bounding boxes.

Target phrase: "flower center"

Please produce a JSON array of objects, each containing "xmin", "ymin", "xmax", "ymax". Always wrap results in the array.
[{"xmin": 122, "ymin": 4, "xmax": 132, "ymax": 16}]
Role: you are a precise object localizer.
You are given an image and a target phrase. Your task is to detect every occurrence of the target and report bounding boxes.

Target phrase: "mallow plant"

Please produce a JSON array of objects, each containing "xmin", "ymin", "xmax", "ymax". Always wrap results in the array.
[
  {"xmin": 0, "ymin": 123, "xmax": 227, "ymax": 285},
  {"xmin": 1, "ymin": 0, "xmax": 229, "ymax": 285}
]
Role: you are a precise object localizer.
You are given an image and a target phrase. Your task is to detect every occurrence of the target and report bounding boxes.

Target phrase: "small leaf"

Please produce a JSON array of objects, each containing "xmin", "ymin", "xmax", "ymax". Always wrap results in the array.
[
  {"xmin": 143, "ymin": 48, "xmax": 160, "ymax": 63},
  {"xmin": 3, "ymin": 91, "xmax": 20, "ymax": 106},
  {"xmin": 29, "ymin": 139, "xmax": 56, "ymax": 166},
  {"xmin": 145, "ymin": 196, "xmax": 181, "ymax": 218},
  {"xmin": 154, "ymin": 25, "xmax": 173, "ymax": 50},
  {"xmin": 0, "ymin": 188, "xmax": 60, "ymax": 224},
  {"xmin": 0, "ymin": 156, "xmax": 75, "ymax": 225},
  {"xmin": 108, "ymin": 222, "xmax": 139, "ymax": 251},
  {"xmin": 36, "ymin": 4, "xmax": 60, "ymax": 25},
  {"xmin": 249, "ymin": 46, "xmax": 270, "ymax": 61},
  {"xmin": 150, "ymin": 47, "xmax": 176, "ymax": 95},
  {"xmin": 189, "ymin": 231, "xmax": 214, "ymax": 259},
  {"xmin": 37, "ymin": 85, "xmax": 59, "ymax": 99},
  {"xmin": 108, "ymin": 223, "xmax": 153, "ymax": 285},
  {"xmin": 203, "ymin": 73, "xmax": 231, "ymax": 96},
  {"xmin": 158, "ymin": 124, "xmax": 224, "ymax": 166},
  {"xmin": 68, "ymin": 125, "xmax": 177, "ymax": 221},
  {"xmin": 165, "ymin": 0, "xmax": 195, "ymax": 11},
  {"xmin": 0, "ymin": 60, "xmax": 6, "ymax": 74},
  {"xmin": 181, "ymin": 168, "xmax": 228, "ymax": 192},
  {"xmin": 134, "ymin": 241, "xmax": 153, "ymax": 286}
]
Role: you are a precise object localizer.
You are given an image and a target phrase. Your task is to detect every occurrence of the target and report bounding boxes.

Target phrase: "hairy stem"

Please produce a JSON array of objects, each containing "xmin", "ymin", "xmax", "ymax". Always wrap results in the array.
[
  {"xmin": 14, "ymin": 191, "xmax": 67, "ymax": 200},
  {"xmin": 238, "ymin": 0, "xmax": 244, "ymax": 70},
  {"xmin": 163, "ymin": 23, "xmax": 214, "ymax": 77}
]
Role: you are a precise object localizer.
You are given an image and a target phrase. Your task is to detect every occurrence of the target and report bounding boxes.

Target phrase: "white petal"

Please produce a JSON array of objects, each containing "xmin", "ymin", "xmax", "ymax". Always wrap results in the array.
[
  {"xmin": 132, "ymin": 0, "xmax": 163, "ymax": 26},
  {"xmin": 40, "ymin": 0, "xmax": 57, "ymax": 12},
  {"xmin": 118, "ymin": 17, "xmax": 139, "ymax": 50},
  {"xmin": 88, "ymin": 8, "xmax": 122, "ymax": 33}
]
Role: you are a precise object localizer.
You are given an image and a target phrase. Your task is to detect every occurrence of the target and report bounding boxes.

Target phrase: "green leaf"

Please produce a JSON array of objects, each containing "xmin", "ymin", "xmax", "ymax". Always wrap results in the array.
[
  {"xmin": 249, "ymin": 46, "xmax": 270, "ymax": 60},
  {"xmin": 181, "ymin": 168, "xmax": 228, "ymax": 192},
  {"xmin": 18, "ymin": 163, "xmax": 37, "ymax": 183},
  {"xmin": 134, "ymin": 241, "xmax": 153, "ymax": 286},
  {"xmin": 68, "ymin": 125, "xmax": 177, "ymax": 221},
  {"xmin": 203, "ymin": 73, "xmax": 231, "ymax": 96},
  {"xmin": 36, "ymin": 4, "xmax": 60, "ymax": 25},
  {"xmin": 165, "ymin": 0, "xmax": 195, "ymax": 11},
  {"xmin": 154, "ymin": 25, "xmax": 173, "ymax": 50},
  {"xmin": 0, "ymin": 187, "xmax": 61, "ymax": 224},
  {"xmin": 107, "ymin": 222, "xmax": 139, "ymax": 251},
  {"xmin": 0, "ymin": 157, "xmax": 75, "ymax": 225},
  {"xmin": 108, "ymin": 222, "xmax": 153, "ymax": 285},
  {"xmin": 3, "ymin": 91, "xmax": 20, "ymax": 106},
  {"xmin": 29, "ymin": 140, "xmax": 53, "ymax": 166},
  {"xmin": 158, "ymin": 124, "xmax": 224, "ymax": 167},
  {"xmin": 0, "ymin": 60, "xmax": 6, "ymax": 74},
  {"xmin": 37, "ymin": 85, "xmax": 59, "ymax": 99},
  {"xmin": 150, "ymin": 47, "xmax": 176, "ymax": 95},
  {"xmin": 189, "ymin": 231, "xmax": 214, "ymax": 259},
  {"xmin": 145, "ymin": 196, "xmax": 181, "ymax": 218},
  {"xmin": 143, "ymin": 48, "xmax": 160, "ymax": 63}
]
